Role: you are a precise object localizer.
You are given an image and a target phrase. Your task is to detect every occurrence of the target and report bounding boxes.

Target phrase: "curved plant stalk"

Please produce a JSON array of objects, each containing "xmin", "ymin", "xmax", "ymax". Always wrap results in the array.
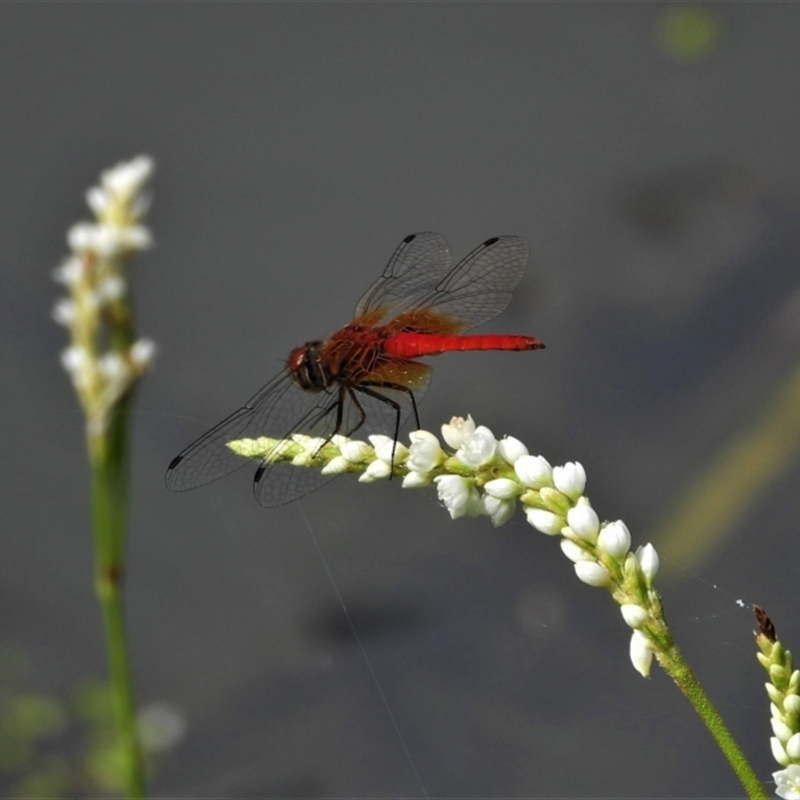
[
  {"xmin": 53, "ymin": 156, "xmax": 157, "ymax": 798},
  {"xmin": 229, "ymin": 415, "xmax": 770, "ymax": 798}
]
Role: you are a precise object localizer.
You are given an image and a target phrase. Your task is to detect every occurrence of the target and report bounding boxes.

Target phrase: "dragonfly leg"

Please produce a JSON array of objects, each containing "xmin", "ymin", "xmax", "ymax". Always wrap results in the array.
[
  {"xmin": 309, "ymin": 386, "xmax": 348, "ymax": 457},
  {"xmin": 343, "ymin": 386, "xmax": 369, "ymax": 438},
  {"xmin": 359, "ymin": 381, "xmax": 420, "ymax": 430},
  {"xmin": 351, "ymin": 383, "xmax": 406, "ymax": 475}
]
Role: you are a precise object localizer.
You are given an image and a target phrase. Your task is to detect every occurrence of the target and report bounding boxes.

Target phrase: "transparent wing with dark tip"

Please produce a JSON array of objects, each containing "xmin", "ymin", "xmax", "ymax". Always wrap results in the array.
[
  {"xmin": 410, "ymin": 235, "xmax": 531, "ymax": 330},
  {"xmin": 165, "ymin": 371, "xmax": 312, "ymax": 492},
  {"xmin": 354, "ymin": 232, "xmax": 453, "ymax": 322},
  {"xmin": 166, "ymin": 361, "xmax": 432, "ymax": 507},
  {"xmin": 354, "ymin": 234, "xmax": 530, "ymax": 332}
]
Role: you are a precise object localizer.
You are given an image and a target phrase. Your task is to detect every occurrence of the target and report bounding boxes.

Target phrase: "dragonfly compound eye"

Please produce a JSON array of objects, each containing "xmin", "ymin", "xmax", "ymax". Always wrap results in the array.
[{"xmin": 287, "ymin": 342, "xmax": 328, "ymax": 392}]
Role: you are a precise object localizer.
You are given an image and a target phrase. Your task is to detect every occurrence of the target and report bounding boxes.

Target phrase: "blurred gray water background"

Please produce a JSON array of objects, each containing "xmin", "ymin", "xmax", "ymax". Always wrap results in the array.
[{"xmin": 2, "ymin": 3, "xmax": 800, "ymax": 797}]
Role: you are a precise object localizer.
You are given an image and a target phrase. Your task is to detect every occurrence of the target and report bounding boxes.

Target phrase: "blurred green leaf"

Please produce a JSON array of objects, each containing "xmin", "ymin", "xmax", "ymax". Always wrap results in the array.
[{"xmin": 657, "ymin": 6, "xmax": 721, "ymax": 63}]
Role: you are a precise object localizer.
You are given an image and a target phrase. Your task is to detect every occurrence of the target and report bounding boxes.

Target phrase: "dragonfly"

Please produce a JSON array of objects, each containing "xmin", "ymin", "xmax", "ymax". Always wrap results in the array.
[{"xmin": 166, "ymin": 232, "xmax": 545, "ymax": 506}]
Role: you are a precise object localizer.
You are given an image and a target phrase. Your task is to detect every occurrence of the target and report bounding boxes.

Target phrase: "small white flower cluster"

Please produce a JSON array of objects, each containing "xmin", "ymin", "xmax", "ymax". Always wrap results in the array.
[
  {"xmin": 756, "ymin": 615, "xmax": 800, "ymax": 799},
  {"xmin": 228, "ymin": 414, "xmax": 665, "ymax": 677},
  {"xmin": 52, "ymin": 156, "xmax": 157, "ymax": 432}
]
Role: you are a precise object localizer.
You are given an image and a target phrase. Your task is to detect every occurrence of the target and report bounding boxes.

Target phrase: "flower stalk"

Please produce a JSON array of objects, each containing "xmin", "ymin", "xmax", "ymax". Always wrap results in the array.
[
  {"xmin": 229, "ymin": 414, "xmax": 767, "ymax": 798},
  {"xmin": 53, "ymin": 156, "xmax": 157, "ymax": 798}
]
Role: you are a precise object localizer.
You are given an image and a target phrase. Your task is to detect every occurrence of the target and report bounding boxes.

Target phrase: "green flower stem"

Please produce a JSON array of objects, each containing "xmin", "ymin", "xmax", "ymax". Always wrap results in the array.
[
  {"xmin": 88, "ymin": 396, "xmax": 146, "ymax": 799},
  {"xmin": 655, "ymin": 637, "xmax": 767, "ymax": 799}
]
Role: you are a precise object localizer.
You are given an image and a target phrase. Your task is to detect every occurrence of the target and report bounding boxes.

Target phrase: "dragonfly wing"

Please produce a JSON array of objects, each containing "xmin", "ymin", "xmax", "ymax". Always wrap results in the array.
[
  {"xmin": 166, "ymin": 364, "xmax": 434, "ymax": 507},
  {"xmin": 253, "ymin": 364, "xmax": 432, "ymax": 507},
  {"xmin": 413, "ymin": 236, "xmax": 531, "ymax": 331},
  {"xmin": 166, "ymin": 371, "xmax": 332, "ymax": 494},
  {"xmin": 354, "ymin": 232, "xmax": 453, "ymax": 322}
]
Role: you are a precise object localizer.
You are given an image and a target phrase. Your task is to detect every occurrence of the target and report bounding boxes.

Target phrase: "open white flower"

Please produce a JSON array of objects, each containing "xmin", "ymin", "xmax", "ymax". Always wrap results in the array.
[
  {"xmin": 775, "ymin": 765, "xmax": 800, "ymax": 799},
  {"xmin": 406, "ymin": 430, "xmax": 444, "ymax": 473},
  {"xmin": 434, "ymin": 475, "xmax": 475, "ymax": 519},
  {"xmin": 369, "ymin": 434, "xmax": 409, "ymax": 464},
  {"xmin": 455, "ymin": 425, "xmax": 497, "ymax": 467},
  {"xmin": 441, "ymin": 414, "xmax": 475, "ymax": 449},
  {"xmin": 482, "ymin": 495, "xmax": 516, "ymax": 527}
]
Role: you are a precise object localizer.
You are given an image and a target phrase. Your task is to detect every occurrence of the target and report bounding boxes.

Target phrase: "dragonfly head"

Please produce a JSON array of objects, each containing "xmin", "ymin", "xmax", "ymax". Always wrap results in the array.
[{"xmin": 287, "ymin": 341, "xmax": 328, "ymax": 392}]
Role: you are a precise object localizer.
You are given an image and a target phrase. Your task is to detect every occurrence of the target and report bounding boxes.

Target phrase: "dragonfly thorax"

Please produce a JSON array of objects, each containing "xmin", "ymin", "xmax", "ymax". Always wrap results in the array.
[{"xmin": 287, "ymin": 341, "xmax": 330, "ymax": 392}]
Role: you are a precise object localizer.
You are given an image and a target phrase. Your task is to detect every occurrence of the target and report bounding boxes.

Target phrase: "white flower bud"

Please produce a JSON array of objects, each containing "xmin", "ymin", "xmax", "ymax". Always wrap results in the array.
[
  {"xmin": 483, "ymin": 478, "xmax": 519, "ymax": 500},
  {"xmin": 767, "ymin": 684, "xmax": 785, "ymax": 706},
  {"xmin": 597, "ymin": 520, "xmax": 631, "ymax": 561},
  {"xmin": 620, "ymin": 604, "xmax": 648, "ymax": 629},
  {"xmin": 497, "ymin": 436, "xmax": 528, "ymax": 465},
  {"xmin": 130, "ymin": 338, "xmax": 157, "ymax": 369},
  {"xmin": 97, "ymin": 352, "xmax": 129, "ymax": 383},
  {"xmin": 98, "ymin": 275, "xmax": 127, "ymax": 302},
  {"xmin": 525, "ymin": 508, "xmax": 563, "ymax": 535},
  {"xmin": 86, "ymin": 186, "xmax": 110, "ymax": 215},
  {"xmin": 637, "ymin": 543, "xmax": 660, "ymax": 584},
  {"xmin": 402, "ymin": 471, "xmax": 432, "ymax": 489},
  {"xmin": 321, "ymin": 456, "xmax": 349, "ymax": 475},
  {"xmin": 552, "ymin": 462, "xmax": 586, "ymax": 500},
  {"xmin": 360, "ymin": 459, "xmax": 392, "ymax": 481},
  {"xmin": 102, "ymin": 155, "xmax": 155, "ymax": 200},
  {"xmin": 514, "ymin": 454, "xmax": 553, "ymax": 488},
  {"xmin": 629, "ymin": 630, "xmax": 654, "ymax": 678},
  {"xmin": 52, "ymin": 257, "xmax": 83, "ymax": 286},
  {"xmin": 52, "ymin": 298, "xmax": 77, "ymax": 326},
  {"xmin": 772, "ymin": 737, "xmax": 791, "ymax": 767},
  {"xmin": 338, "ymin": 439, "xmax": 372, "ymax": 463},
  {"xmin": 441, "ymin": 415, "xmax": 475, "ymax": 449},
  {"xmin": 574, "ymin": 561, "xmax": 611, "ymax": 587},
  {"xmin": 566, "ymin": 504, "xmax": 599, "ymax": 543},
  {"xmin": 560, "ymin": 538, "xmax": 591, "ymax": 562},
  {"xmin": 784, "ymin": 695, "xmax": 800, "ymax": 715},
  {"xmin": 60, "ymin": 345, "xmax": 90, "ymax": 375},
  {"xmin": 786, "ymin": 732, "xmax": 800, "ymax": 761},
  {"xmin": 772, "ymin": 718, "xmax": 794, "ymax": 745},
  {"xmin": 68, "ymin": 222, "xmax": 125, "ymax": 258},
  {"xmin": 121, "ymin": 225, "xmax": 153, "ymax": 251}
]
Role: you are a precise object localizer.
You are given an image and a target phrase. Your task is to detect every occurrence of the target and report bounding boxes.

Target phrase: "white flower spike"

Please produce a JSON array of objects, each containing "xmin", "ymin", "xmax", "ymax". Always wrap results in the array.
[{"xmin": 227, "ymin": 415, "xmax": 670, "ymax": 681}]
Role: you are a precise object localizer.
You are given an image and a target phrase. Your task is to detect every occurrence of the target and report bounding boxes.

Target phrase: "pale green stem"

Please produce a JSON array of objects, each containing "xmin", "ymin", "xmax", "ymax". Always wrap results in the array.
[
  {"xmin": 654, "ymin": 635, "xmax": 767, "ymax": 799},
  {"xmin": 88, "ymin": 396, "xmax": 146, "ymax": 799}
]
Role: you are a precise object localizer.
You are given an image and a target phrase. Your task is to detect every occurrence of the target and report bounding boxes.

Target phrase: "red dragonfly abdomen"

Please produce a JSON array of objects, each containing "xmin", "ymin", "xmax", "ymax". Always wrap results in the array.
[{"xmin": 384, "ymin": 332, "xmax": 545, "ymax": 359}]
